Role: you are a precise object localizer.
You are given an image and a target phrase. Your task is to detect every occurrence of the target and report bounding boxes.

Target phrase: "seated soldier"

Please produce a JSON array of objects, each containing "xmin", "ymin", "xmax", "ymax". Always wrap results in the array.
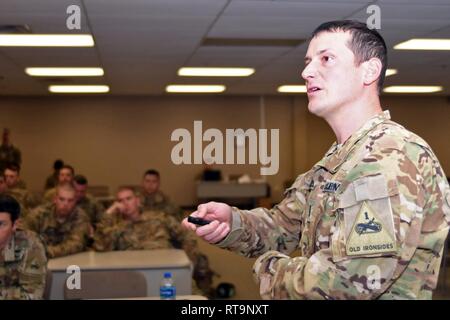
[
  {"xmin": 43, "ymin": 164, "xmax": 75, "ymax": 203},
  {"xmin": 44, "ymin": 159, "xmax": 64, "ymax": 191},
  {"xmin": 140, "ymin": 169, "xmax": 184, "ymax": 221},
  {"xmin": 0, "ymin": 194, "xmax": 47, "ymax": 299},
  {"xmin": 4, "ymin": 163, "xmax": 40, "ymax": 214},
  {"xmin": 94, "ymin": 187, "xmax": 213, "ymax": 296},
  {"xmin": 73, "ymin": 174, "xmax": 104, "ymax": 228},
  {"xmin": 25, "ymin": 183, "xmax": 90, "ymax": 258},
  {"xmin": 4, "ymin": 163, "xmax": 27, "ymax": 189}
]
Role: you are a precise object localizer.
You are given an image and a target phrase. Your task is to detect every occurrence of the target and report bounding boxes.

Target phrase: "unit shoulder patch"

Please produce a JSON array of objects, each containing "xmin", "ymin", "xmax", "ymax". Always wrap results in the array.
[{"xmin": 346, "ymin": 201, "xmax": 397, "ymax": 256}]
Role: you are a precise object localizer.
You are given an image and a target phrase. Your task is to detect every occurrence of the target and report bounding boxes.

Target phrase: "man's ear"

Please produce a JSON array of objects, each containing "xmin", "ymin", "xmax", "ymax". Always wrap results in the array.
[{"xmin": 362, "ymin": 57, "xmax": 383, "ymax": 86}]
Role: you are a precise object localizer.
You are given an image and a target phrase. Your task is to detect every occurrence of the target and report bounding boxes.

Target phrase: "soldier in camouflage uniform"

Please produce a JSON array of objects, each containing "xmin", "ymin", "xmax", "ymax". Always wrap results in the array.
[
  {"xmin": 0, "ymin": 128, "xmax": 21, "ymax": 174},
  {"xmin": 44, "ymin": 159, "xmax": 64, "ymax": 191},
  {"xmin": 73, "ymin": 174, "xmax": 104, "ymax": 228},
  {"xmin": 94, "ymin": 187, "xmax": 198, "ymax": 258},
  {"xmin": 43, "ymin": 165, "xmax": 75, "ymax": 203},
  {"xmin": 25, "ymin": 183, "xmax": 89, "ymax": 258},
  {"xmin": 183, "ymin": 20, "xmax": 450, "ymax": 300},
  {"xmin": 4, "ymin": 164, "xmax": 40, "ymax": 215},
  {"xmin": 94, "ymin": 187, "xmax": 214, "ymax": 296},
  {"xmin": 0, "ymin": 194, "xmax": 47, "ymax": 300},
  {"xmin": 140, "ymin": 169, "xmax": 184, "ymax": 221}
]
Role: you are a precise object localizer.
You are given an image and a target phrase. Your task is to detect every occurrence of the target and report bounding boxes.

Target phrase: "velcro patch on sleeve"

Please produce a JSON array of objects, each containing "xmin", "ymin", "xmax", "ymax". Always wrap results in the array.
[{"xmin": 346, "ymin": 201, "xmax": 397, "ymax": 256}]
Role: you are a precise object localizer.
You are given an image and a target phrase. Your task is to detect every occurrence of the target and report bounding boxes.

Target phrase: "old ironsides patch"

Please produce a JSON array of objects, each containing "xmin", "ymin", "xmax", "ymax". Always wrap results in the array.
[{"xmin": 346, "ymin": 201, "xmax": 397, "ymax": 256}]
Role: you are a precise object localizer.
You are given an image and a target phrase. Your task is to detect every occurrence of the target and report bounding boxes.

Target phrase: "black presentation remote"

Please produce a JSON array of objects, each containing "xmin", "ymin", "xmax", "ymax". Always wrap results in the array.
[{"xmin": 188, "ymin": 216, "xmax": 211, "ymax": 226}]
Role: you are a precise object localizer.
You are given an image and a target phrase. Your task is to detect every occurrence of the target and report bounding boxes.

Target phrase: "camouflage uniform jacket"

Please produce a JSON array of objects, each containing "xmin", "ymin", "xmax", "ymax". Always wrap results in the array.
[
  {"xmin": 43, "ymin": 188, "xmax": 56, "ymax": 203},
  {"xmin": 93, "ymin": 210, "xmax": 199, "ymax": 262},
  {"xmin": 218, "ymin": 110, "xmax": 450, "ymax": 300},
  {"xmin": 141, "ymin": 190, "xmax": 184, "ymax": 221},
  {"xmin": 6, "ymin": 188, "xmax": 41, "ymax": 216},
  {"xmin": 0, "ymin": 229, "xmax": 47, "ymax": 299},
  {"xmin": 25, "ymin": 203, "xmax": 90, "ymax": 258},
  {"xmin": 77, "ymin": 194, "xmax": 104, "ymax": 227}
]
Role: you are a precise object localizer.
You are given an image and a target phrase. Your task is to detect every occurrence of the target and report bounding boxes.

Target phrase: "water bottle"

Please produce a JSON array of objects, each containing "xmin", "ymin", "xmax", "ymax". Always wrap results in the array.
[{"xmin": 160, "ymin": 272, "xmax": 176, "ymax": 300}]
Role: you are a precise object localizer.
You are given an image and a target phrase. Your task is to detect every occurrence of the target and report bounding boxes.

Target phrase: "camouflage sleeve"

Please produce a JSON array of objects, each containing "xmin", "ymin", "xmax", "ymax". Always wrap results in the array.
[
  {"xmin": 167, "ymin": 215, "xmax": 201, "ymax": 263},
  {"xmin": 23, "ymin": 207, "xmax": 43, "ymax": 234},
  {"xmin": 46, "ymin": 216, "xmax": 89, "ymax": 258},
  {"xmin": 252, "ymin": 142, "xmax": 450, "ymax": 299},
  {"xmin": 3, "ymin": 233, "xmax": 47, "ymax": 300},
  {"xmin": 163, "ymin": 196, "xmax": 184, "ymax": 221},
  {"xmin": 92, "ymin": 214, "xmax": 121, "ymax": 251},
  {"xmin": 93, "ymin": 200, "xmax": 105, "ymax": 225},
  {"xmin": 166, "ymin": 202, "xmax": 184, "ymax": 221},
  {"xmin": 43, "ymin": 189, "xmax": 55, "ymax": 203},
  {"xmin": 24, "ymin": 192, "xmax": 42, "ymax": 211},
  {"xmin": 216, "ymin": 175, "xmax": 306, "ymax": 257}
]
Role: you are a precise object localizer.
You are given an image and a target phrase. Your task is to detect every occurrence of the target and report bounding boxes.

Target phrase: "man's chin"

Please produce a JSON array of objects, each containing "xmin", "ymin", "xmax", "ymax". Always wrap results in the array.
[{"xmin": 307, "ymin": 102, "xmax": 325, "ymax": 116}]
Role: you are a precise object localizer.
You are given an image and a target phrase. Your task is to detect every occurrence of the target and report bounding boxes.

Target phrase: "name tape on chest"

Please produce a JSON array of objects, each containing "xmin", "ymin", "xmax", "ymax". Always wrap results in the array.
[{"xmin": 323, "ymin": 181, "xmax": 341, "ymax": 193}]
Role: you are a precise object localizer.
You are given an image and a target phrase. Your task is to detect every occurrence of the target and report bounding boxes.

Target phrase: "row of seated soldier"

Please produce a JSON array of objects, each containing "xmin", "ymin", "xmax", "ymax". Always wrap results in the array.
[{"xmin": 0, "ymin": 160, "xmax": 216, "ymax": 300}]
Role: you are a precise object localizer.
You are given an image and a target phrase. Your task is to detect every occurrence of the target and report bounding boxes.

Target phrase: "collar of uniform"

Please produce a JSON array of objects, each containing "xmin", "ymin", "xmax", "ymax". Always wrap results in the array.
[
  {"xmin": 314, "ymin": 110, "xmax": 391, "ymax": 173},
  {"xmin": 145, "ymin": 190, "xmax": 165, "ymax": 202}
]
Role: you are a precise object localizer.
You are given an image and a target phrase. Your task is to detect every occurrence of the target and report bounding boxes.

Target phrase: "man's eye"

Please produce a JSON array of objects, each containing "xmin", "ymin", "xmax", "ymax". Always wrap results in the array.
[{"xmin": 323, "ymin": 56, "xmax": 333, "ymax": 63}]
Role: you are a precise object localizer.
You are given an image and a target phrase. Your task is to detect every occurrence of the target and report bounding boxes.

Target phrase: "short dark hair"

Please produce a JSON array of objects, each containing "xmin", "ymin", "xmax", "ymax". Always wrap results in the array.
[
  {"xmin": 311, "ymin": 20, "xmax": 387, "ymax": 94},
  {"xmin": 0, "ymin": 194, "xmax": 20, "ymax": 223},
  {"xmin": 74, "ymin": 174, "xmax": 88, "ymax": 185},
  {"xmin": 5, "ymin": 163, "xmax": 20, "ymax": 174},
  {"xmin": 53, "ymin": 159, "xmax": 64, "ymax": 171},
  {"xmin": 143, "ymin": 169, "xmax": 160, "ymax": 178}
]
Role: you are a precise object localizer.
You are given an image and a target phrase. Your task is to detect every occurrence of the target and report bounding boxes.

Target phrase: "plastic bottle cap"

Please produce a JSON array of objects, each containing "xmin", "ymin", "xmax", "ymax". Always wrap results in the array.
[{"xmin": 164, "ymin": 272, "xmax": 172, "ymax": 278}]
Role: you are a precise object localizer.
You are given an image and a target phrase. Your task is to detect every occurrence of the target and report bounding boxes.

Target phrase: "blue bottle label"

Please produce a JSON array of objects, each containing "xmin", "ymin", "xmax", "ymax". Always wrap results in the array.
[{"xmin": 160, "ymin": 286, "xmax": 176, "ymax": 299}]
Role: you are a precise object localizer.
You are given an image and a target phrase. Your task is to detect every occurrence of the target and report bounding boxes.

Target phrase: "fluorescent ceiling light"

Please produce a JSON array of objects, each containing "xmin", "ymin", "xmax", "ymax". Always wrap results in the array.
[
  {"xmin": 178, "ymin": 67, "xmax": 254, "ymax": 77},
  {"xmin": 277, "ymin": 85, "xmax": 307, "ymax": 93},
  {"xmin": 385, "ymin": 69, "xmax": 397, "ymax": 77},
  {"xmin": 26, "ymin": 67, "xmax": 104, "ymax": 77},
  {"xmin": 166, "ymin": 85, "xmax": 225, "ymax": 93},
  {"xmin": 394, "ymin": 39, "xmax": 450, "ymax": 50},
  {"xmin": 383, "ymin": 86, "xmax": 443, "ymax": 93},
  {"xmin": 49, "ymin": 85, "xmax": 109, "ymax": 93},
  {"xmin": 0, "ymin": 34, "xmax": 94, "ymax": 47}
]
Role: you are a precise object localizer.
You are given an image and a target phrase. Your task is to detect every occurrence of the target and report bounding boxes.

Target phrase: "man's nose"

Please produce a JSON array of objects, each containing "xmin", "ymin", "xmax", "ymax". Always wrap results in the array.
[{"xmin": 301, "ymin": 62, "xmax": 315, "ymax": 81}]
